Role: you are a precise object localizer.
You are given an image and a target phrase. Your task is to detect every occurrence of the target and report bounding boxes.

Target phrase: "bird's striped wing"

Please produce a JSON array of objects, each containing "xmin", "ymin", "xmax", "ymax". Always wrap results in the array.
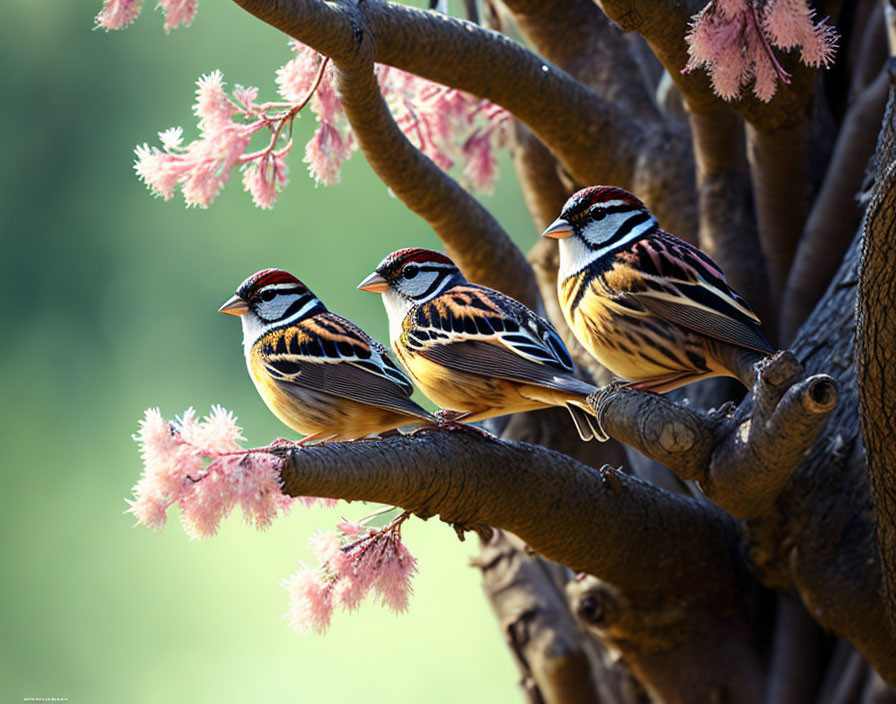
[
  {"xmin": 259, "ymin": 312, "xmax": 432, "ymax": 420},
  {"xmin": 620, "ymin": 233, "xmax": 773, "ymax": 353},
  {"xmin": 407, "ymin": 285, "xmax": 592, "ymax": 394}
]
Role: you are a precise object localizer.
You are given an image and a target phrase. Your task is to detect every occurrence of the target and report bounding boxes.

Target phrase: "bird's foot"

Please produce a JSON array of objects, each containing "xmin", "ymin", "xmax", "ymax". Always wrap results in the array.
[{"xmin": 411, "ymin": 410, "xmax": 495, "ymax": 440}]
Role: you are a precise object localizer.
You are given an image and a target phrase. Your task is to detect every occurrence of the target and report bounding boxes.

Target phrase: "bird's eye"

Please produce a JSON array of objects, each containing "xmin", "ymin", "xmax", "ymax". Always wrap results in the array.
[
  {"xmin": 260, "ymin": 289, "xmax": 276, "ymax": 302},
  {"xmin": 590, "ymin": 207, "xmax": 606, "ymax": 222},
  {"xmin": 404, "ymin": 265, "xmax": 419, "ymax": 279}
]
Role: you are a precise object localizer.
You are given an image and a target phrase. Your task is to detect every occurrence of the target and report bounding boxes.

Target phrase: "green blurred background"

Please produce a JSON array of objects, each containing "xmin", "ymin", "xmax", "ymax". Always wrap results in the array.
[{"xmin": 0, "ymin": 1, "xmax": 540, "ymax": 701}]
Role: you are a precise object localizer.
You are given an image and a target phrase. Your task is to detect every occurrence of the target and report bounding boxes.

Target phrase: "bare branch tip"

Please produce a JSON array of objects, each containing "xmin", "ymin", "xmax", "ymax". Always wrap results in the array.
[{"xmin": 802, "ymin": 374, "xmax": 838, "ymax": 415}]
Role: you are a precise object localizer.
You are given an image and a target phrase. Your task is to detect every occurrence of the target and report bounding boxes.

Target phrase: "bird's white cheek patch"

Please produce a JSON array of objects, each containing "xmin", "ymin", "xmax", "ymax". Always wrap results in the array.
[{"xmin": 382, "ymin": 289, "xmax": 415, "ymax": 343}]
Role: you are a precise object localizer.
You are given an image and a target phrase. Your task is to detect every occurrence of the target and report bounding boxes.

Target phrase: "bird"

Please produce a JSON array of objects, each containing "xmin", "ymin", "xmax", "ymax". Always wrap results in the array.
[
  {"xmin": 542, "ymin": 185, "xmax": 773, "ymax": 393},
  {"xmin": 357, "ymin": 248, "xmax": 606, "ymax": 441},
  {"xmin": 219, "ymin": 268, "xmax": 435, "ymax": 444}
]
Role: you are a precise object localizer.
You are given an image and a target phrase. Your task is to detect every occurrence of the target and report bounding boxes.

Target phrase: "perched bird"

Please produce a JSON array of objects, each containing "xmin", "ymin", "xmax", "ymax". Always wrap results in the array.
[
  {"xmin": 542, "ymin": 186, "xmax": 772, "ymax": 393},
  {"xmin": 357, "ymin": 248, "xmax": 605, "ymax": 441},
  {"xmin": 219, "ymin": 269, "xmax": 434, "ymax": 443}
]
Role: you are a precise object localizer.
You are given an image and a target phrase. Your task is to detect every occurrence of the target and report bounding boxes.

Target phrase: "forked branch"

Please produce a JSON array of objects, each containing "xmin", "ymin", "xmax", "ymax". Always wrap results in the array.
[
  {"xmin": 230, "ymin": 0, "xmax": 702, "ymax": 232},
  {"xmin": 275, "ymin": 430, "xmax": 768, "ymax": 702},
  {"xmin": 592, "ymin": 351, "xmax": 837, "ymax": 519},
  {"xmin": 328, "ymin": 11, "xmax": 536, "ymax": 304}
]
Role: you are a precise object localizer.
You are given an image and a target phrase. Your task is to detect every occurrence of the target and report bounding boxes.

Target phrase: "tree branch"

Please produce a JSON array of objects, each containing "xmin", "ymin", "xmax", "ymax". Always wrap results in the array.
[
  {"xmin": 591, "ymin": 351, "xmax": 837, "ymax": 520},
  {"xmin": 324, "ymin": 5, "xmax": 537, "ymax": 305},
  {"xmin": 688, "ymin": 104, "xmax": 776, "ymax": 338},
  {"xmin": 782, "ymin": 67, "xmax": 889, "ymax": 342},
  {"xmin": 498, "ymin": 0, "xmax": 699, "ymax": 239},
  {"xmin": 764, "ymin": 596, "xmax": 829, "ymax": 704},
  {"xmin": 473, "ymin": 530, "xmax": 621, "ymax": 704},
  {"xmin": 566, "ymin": 573, "xmax": 767, "ymax": 704},
  {"xmin": 745, "ymin": 122, "xmax": 811, "ymax": 301},
  {"xmin": 511, "ymin": 122, "xmax": 571, "ymax": 234},
  {"xmin": 276, "ymin": 430, "xmax": 769, "ymax": 703},
  {"xmin": 277, "ymin": 432, "xmax": 737, "ymax": 590},
  {"xmin": 596, "ymin": 0, "xmax": 829, "ymax": 298},
  {"xmin": 231, "ymin": 0, "xmax": 696, "ymax": 227}
]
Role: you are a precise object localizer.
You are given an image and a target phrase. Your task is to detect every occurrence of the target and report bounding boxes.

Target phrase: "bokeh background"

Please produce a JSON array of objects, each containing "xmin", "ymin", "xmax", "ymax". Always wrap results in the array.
[{"xmin": 0, "ymin": 2, "xmax": 541, "ymax": 702}]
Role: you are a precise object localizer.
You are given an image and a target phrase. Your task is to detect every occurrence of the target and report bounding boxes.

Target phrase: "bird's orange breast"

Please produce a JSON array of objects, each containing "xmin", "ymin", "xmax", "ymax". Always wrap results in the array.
[{"xmin": 559, "ymin": 265, "xmax": 696, "ymax": 380}]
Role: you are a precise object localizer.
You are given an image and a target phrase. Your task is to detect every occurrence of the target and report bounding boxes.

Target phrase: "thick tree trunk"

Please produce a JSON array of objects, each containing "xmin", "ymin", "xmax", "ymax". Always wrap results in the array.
[{"xmin": 858, "ymin": 79, "xmax": 896, "ymax": 640}]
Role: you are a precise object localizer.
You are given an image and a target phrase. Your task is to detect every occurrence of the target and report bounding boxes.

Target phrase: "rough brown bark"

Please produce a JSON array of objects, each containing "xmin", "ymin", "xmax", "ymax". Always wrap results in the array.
[
  {"xmin": 592, "ymin": 351, "xmax": 836, "ymax": 519},
  {"xmin": 857, "ymin": 79, "xmax": 896, "ymax": 640},
  {"xmin": 473, "ymin": 531, "xmax": 619, "ymax": 704},
  {"xmin": 749, "ymin": 230, "xmax": 894, "ymax": 684}
]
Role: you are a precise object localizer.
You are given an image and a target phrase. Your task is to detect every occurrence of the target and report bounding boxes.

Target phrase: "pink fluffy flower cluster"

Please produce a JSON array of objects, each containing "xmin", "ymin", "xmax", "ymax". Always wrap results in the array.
[
  {"xmin": 134, "ymin": 71, "xmax": 301, "ymax": 209},
  {"xmin": 128, "ymin": 406, "xmax": 306, "ymax": 539},
  {"xmin": 283, "ymin": 516, "xmax": 418, "ymax": 634},
  {"xmin": 684, "ymin": 0, "xmax": 837, "ymax": 102},
  {"xmin": 132, "ymin": 39, "xmax": 510, "ymax": 209},
  {"xmin": 130, "ymin": 406, "xmax": 418, "ymax": 634},
  {"xmin": 95, "ymin": 0, "xmax": 197, "ymax": 32}
]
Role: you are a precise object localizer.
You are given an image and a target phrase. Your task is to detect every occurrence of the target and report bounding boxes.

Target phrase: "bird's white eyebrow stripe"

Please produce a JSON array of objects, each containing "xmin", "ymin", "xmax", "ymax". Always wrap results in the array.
[
  {"xmin": 592, "ymin": 199, "xmax": 630, "ymax": 209},
  {"xmin": 591, "ymin": 216, "xmax": 656, "ymax": 260},
  {"xmin": 261, "ymin": 296, "xmax": 320, "ymax": 334},
  {"xmin": 261, "ymin": 283, "xmax": 301, "ymax": 291}
]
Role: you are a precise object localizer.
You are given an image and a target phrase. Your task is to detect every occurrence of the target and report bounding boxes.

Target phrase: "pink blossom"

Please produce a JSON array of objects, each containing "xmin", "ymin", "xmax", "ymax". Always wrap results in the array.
[
  {"xmin": 372, "ymin": 538, "xmax": 417, "ymax": 613},
  {"xmin": 134, "ymin": 40, "xmax": 513, "ymax": 209},
  {"xmin": 242, "ymin": 154, "xmax": 288, "ymax": 210},
  {"xmin": 304, "ymin": 123, "xmax": 352, "ymax": 186},
  {"xmin": 715, "ymin": 0, "xmax": 746, "ymax": 19},
  {"xmin": 311, "ymin": 64, "xmax": 342, "ymax": 125},
  {"xmin": 179, "ymin": 405, "xmax": 245, "ymax": 454},
  {"xmin": 129, "ymin": 407, "xmax": 202, "ymax": 510},
  {"xmin": 180, "ymin": 468, "xmax": 236, "ymax": 540},
  {"xmin": 158, "ymin": 0, "xmax": 197, "ymax": 32},
  {"xmin": 283, "ymin": 568, "xmax": 334, "ymax": 634},
  {"xmin": 134, "ymin": 143, "xmax": 188, "ymax": 201},
  {"xmin": 335, "ymin": 520, "xmax": 365, "ymax": 539},
  {"xmin": 180, "ymin": 125, "xmax": 254, "ymax": 207},
  {"xmin": 744, "ymin": 19, "xmax": 779, "ymax": 103},
  {"xmin": 308, "ymin": 530, "xmax": 343, "ymax": 566},
  {"xmin": 231, "ymin": 452, "xmax": 290, "ymax": 531},
  {"xmin": 303, "ymin": 516, "xmax": 417, "ymax": 623},
  {"xmin": 331, "ymin": 552, "xmax": 379, "ymax": 612},
  {"xmin": 685, "ymin": 0, "xmax": 837, "ymax": 102},
  {"xmin": 194, "ymin": 71, "xmax": 237, "ymax": 131},
  {"xmin": 463, "ymin": 131, "xmax": 498, "ymax": 194},
  {"xmin": 276, "ymin": 42, "xmax": 326, "ymax": 103},
  {"xmin": 125, "ymin": 493, "xmax": 169, "ymax": 531},
  {"xmin": 762, "ymin": 0, "xmax": 838, "ymax": 68},
  {"xmin": 95, "ymin": 0, "xmax": 143, "ymax": 30},
  {"xmin": 232, "ymin": 85, "xmax": 260, "ymax": 113},
  {"xmin": 128, "ymin": 407, "xmax": 294, "ymax": 538},
  {"xmin": 158, "ymin": 126, "xmax": 184, "ymax": 152}
]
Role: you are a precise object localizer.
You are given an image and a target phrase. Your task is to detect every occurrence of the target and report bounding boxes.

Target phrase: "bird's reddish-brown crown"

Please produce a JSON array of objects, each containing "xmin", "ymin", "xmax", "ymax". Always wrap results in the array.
[
  {"xmin": 375, "ymin": 248, "xmax": 457, "ymax": 280},
  {"xmin": 561, "ymin": 186, "xmax": 647, "ymax": 221},
  {"xmin": 236, "ymin": 269, "xmax": 306, "ymax": 298}
]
